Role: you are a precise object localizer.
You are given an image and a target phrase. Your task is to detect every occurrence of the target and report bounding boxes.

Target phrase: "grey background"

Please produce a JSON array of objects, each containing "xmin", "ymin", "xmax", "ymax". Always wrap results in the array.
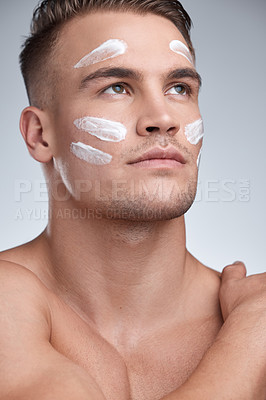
[{"xmin": 0, "ymin": 0, "xmax": 265, "ymax": 274}]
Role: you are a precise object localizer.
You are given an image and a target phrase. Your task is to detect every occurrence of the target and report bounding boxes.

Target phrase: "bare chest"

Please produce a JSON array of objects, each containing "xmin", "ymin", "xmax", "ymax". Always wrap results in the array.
[{"xmin": 50, "ymin": 301, "xmax": 223, "ymax": 400}]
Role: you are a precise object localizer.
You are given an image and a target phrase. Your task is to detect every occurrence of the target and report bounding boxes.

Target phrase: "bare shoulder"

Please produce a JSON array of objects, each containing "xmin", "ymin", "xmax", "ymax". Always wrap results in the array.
[
  {"xmin": 0, "ymin": 260, "xmax": 105, "ymax": 399},
  {"xmin": 0, "ymin": 257, "xmax": 46, "ymax": 285},
  {"xmin": 0, "ymin": 259, "xmax": 52, "ymax": 346},
  {"xmin": 188, "ymin": 252, "xmax": 221, "ymax": 288},
  {"xmin": 185, "ymin": 253, "xmax": 223, "ymax": 323},
  {"xmin": 0, "ymin": 259, "xmax": 51, "ymax": 323},
  {"xmin": 0, "ymin": 260, "xmax": 50, "ymax": 393},
  {"xmin": 0, "ymin": 234, "xmax": 53, "ymax": 287},
  {"xmin": 0, "ymin": 238, "xmax": 39, "ymax": 270},
  {"xmin": 200, "ymin": 262, "xmax": 222, "ymax": 304},
  {"xmin": 0, "ymin": 258, "xmax": 52, "ymax": 340}
]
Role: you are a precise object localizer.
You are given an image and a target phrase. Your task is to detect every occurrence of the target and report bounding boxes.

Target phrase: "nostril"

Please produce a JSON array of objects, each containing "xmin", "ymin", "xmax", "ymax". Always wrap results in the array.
[
  {"xmin": 146, "ymin": 126, "xmax": 158, "ymax": 133},
  {"xmin": 167, "ymin": 127, "xmax": 177, "ymax": 134}
]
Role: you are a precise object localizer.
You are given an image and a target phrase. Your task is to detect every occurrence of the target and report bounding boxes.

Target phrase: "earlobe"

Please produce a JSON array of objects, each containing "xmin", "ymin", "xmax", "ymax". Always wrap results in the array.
[{"xmin": 20, "ymin": 106, "xmax": 53, "ymax": 163}]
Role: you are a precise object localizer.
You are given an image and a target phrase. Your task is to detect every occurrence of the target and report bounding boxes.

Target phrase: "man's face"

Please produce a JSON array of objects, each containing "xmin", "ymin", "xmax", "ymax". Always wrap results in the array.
[{"xmin": 48, "ymin": 11, "xmax": 202, "ymax": 220}]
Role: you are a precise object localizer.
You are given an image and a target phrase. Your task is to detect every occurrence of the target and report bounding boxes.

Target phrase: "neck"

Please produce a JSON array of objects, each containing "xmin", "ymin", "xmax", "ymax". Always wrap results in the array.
[{"xmin": 42, "ymin": 200, "xmax": 197, "ymax": 347}]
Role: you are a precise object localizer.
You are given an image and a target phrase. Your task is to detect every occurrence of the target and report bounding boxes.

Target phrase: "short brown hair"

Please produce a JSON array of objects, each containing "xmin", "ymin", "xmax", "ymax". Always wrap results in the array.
[{"xmin": 20, "ymin": 0, "xmax": 195, "ymax": 109}]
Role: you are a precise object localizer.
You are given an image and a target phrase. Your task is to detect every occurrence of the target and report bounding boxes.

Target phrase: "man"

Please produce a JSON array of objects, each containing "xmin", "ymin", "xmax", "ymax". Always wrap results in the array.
[{"xmin": 0, "ymin": 1, "xmax": 265, "ymax": 399}]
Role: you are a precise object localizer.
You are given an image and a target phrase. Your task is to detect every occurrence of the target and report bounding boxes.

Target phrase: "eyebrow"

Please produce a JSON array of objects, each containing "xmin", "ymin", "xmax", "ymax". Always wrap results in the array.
[
  {"xmin": 168, "ymin": 68, "xmax": 202, "ymax": 88},
  {"xmin": 79, "ymin": 67, "xmax": 202, "ymax": 89},
  {"xmin": 80, "ymin": 67, "xmax": 141, "ymax": 88}
]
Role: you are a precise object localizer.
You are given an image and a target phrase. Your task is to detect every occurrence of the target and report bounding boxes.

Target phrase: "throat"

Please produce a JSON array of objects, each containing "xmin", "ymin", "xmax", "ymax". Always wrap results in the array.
[
  {"xmin": 108, "ymin": 219, "xmax": 161, "ymax": 245},
  {"xmin": 44, "ymin": 216, "xmax": 191, "ymax": 338}
]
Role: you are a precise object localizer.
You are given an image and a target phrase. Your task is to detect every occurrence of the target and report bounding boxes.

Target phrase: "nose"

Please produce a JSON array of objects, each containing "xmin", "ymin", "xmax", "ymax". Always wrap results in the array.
[{"xmin": 136, "ymin": 95, "xmax": 180, "ymax": 137}]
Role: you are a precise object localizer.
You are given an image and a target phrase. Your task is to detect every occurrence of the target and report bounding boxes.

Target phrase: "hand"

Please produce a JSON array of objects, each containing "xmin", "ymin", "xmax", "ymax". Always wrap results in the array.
[
  {"xmin": 219, "ymin": 261, "xmax": 266, "ymax": 320},
  {"xmin": 162, "ymin": 262, "xmax": 266, "ymax": 400},
  {"xmin": 218, "ymin": 261, "xmax": 266, "ymax": 394}
]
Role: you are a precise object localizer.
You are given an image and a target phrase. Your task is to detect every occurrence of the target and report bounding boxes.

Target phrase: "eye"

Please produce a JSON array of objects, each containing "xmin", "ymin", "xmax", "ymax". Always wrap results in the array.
[
  {"xmin": 166, "ymin": 84, "xmax": 188, "ymax": 96},
  {"xmin": 103, "ymin": 84, "xmax": 127, "ymax": 95}
]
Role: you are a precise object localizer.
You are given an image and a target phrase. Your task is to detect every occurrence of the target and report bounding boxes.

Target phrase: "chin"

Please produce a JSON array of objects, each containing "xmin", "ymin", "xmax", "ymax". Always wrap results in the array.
[
  {"xmin": 98, "ymin": 192, "xmax": 196, "ymax": 222},
  {"xmin": 69, "ymin": 176, "xmax": 198, "ymax": 222}
]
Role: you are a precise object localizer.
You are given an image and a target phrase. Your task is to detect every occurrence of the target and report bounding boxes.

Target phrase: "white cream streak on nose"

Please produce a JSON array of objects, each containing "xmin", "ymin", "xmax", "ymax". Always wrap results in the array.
[
  {"xmin": 169, "ymin": 40, "xmax": 193, "ymax": 65},
  {"xmin": 70, "ymin": 142, "xmax": 112, "ymax": 165},
  {"xmin": 185, "ymin": 119, "xmax": 204, "ymax": 145},
  {"xmin": 74, "ymin": 116, "xmax": 127, "ymax": 142},
  {"xmin": 74, "ymin": 39, "xmax": 128, "ymax": 68}
]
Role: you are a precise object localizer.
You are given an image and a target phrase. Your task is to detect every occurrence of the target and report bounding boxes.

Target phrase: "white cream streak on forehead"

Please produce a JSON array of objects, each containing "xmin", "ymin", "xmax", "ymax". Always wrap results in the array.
[
  {"xmin": 74, "ymin": 39, "xmax": 128, "ymax": 68},
  {"xmin": 74, "ymin": 116, "xmax": 127, "ymax": 142},
  {"xmin": 71, "ymin": 142, "xmax": 112, "ymax": 165},
  {"xmin": 185, "ymin": 119, "xmax": 204, "ymax": 145},
  {"xmin": 169, "ymin": 40, "xmax": 193, "ymax": 65}
]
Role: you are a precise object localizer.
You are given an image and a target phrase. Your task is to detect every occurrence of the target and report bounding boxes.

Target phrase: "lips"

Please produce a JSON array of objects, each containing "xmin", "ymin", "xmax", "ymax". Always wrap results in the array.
[{"xmin": 128, "ymin": 147, "xmax": 186, "ymax": 165}]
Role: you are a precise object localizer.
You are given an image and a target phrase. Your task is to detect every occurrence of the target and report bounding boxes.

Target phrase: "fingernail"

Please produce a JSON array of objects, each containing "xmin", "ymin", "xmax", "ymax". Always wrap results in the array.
[{"xmin": 233, "ymin": 261, "xmax": 242, "ymax": 264}]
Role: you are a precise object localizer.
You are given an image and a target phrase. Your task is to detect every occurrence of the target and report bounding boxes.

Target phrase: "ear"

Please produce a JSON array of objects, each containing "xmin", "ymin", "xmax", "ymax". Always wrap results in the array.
[{"xmin": 20, "ymin": 106, "xmax": 53, "ymax": 163}]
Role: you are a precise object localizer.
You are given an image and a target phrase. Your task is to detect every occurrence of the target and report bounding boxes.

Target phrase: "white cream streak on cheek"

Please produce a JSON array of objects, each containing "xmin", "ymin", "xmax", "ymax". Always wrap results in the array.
[
  {"xmin": 197, "ymin": 148, "xmax": 202, "ymax": 168},
  {"xmin": 169, "ymin": 40, "xmax": 193, "ymax": 65},
  {"xmin": 70, "ymin": 142, "xmax": 112, "ymax": 165},
  {"xmin": 74, "ymin": 39, "xmax": 127, "ymax": 68},
  {"xmin": 185, "ymin": 119, "xmax": 204, "ymax": 145},
  {"xmin": 74, "ymin": 117, "xmax": 127, "ymax": 142}
]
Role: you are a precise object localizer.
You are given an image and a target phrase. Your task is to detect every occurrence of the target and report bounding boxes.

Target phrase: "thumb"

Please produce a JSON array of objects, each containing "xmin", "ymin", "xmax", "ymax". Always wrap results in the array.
[{"xmin": 221, "ymin": 261, "xmax": 247, "ymax": 283}]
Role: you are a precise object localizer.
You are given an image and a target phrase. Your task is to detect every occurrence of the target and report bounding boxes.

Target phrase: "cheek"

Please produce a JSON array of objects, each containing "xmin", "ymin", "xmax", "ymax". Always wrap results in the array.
[
  {"xmin": 53, "ymin": 143, "xmax": 115, "ymax": 203},
  {"xmin": 73, "ymin": 116, "xmax": 127, "ymax": 142},
  {"xmin": 197, "ymin": 147, "xmax": 203, "ymax": 168},
  {"xmin": 180, "ymin": 114, "xmax": 204, "ymax": 167},
  {"xmin": 50, "ymin": 115, "xmax": 77, "ymax": 156},
  {"xmin": 184, "ymin": 118, "xmax": 204, "ymax": 145},
  {"xmin": 70, "ymin": 142, "xmax": 112, "ymax": 166},
  {"xmin": 67, "ymin": 115, "xmax": 128, "ymax": 167}
]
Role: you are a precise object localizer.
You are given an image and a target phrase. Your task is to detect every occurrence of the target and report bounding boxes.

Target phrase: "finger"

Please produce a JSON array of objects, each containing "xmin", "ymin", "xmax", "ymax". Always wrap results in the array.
[{"xmin": 221, "ymin": 261, "xmax": 247, "ymax": 283}]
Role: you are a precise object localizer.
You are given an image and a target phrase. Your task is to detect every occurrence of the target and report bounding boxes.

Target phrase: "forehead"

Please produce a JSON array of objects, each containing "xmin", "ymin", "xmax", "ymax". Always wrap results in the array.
[{"xmin": 57, "ymin": 11, "xmax": 190, "ymax": 71}]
